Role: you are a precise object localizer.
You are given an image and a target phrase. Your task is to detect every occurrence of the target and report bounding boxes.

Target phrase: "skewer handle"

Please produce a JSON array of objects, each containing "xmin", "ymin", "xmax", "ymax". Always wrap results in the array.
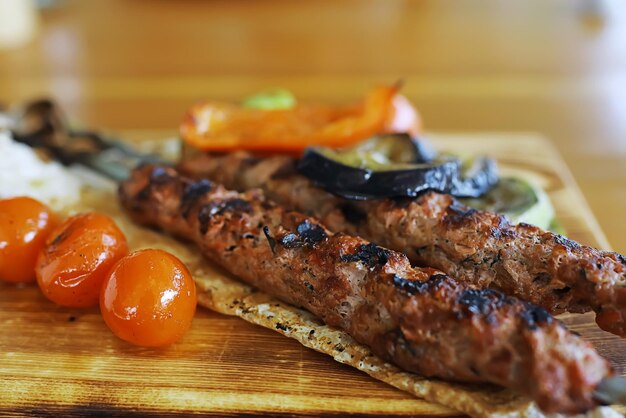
[
  {"xmin": 2, "ymin": 99, "xmax": 162, "ymax": 181},
  {"xmin": 595, "ymin": 376, "xmax": 626, "ymax": 406}
]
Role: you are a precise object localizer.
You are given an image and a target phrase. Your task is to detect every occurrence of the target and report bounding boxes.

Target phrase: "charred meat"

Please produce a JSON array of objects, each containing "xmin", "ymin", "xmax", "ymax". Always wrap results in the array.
[
  {"xmin": 178, "ymin": 152, "xmax": 626, "ymax": 336},
  {"xmin": 120, "ymin": 164, "xmax": 612, "ymax": 414}
]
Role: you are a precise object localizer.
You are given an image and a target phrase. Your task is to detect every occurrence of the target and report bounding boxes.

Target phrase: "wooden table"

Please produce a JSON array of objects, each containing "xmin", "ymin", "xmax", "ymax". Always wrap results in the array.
[{"xmin": 1, "ymin": 1, "xmax": 625, "ymax": 416}]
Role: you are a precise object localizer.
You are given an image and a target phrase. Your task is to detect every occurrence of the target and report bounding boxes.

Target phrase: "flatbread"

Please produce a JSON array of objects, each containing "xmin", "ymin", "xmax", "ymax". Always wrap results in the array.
[{"xmin": 0, "ymin": 135, "xmax": 620, "ymax": 418}]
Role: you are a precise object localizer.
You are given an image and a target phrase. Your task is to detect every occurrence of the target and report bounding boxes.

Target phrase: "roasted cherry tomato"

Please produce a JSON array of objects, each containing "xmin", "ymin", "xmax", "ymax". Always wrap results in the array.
[
  {"xmin": 0, "ymin": 196, "xmax": 58, "ymax": 283},
  {"xmin": 386, "ymin": 93, "xmax": 421, "ymax": 137},
  {"xmin": 35, "ymin": 212, "xmax": 128, "ymax": 307},
  {"xmin": 100, "ymin": 249, "xmax": 197, "ymax": 347}
]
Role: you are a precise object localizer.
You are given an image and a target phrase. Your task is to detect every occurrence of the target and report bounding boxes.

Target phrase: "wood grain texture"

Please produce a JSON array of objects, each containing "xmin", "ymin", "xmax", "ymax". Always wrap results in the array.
[{"xmin": 0, "ymin": 133, "xmax": 624, "ymax": 417}]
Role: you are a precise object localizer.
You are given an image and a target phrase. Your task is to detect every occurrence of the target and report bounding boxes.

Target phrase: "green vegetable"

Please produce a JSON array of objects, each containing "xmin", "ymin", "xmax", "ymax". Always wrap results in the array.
[
  {"xmin": 242, "ymin": 89, "xmax": 296, "ymax": 110},
  {"xmin": 461, "ymin": 177, "xmax": 556, "ymax": 230}
]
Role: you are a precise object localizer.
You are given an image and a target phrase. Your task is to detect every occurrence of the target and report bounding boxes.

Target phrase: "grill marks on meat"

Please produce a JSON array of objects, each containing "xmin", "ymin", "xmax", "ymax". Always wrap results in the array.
[
  {"xmin": 178, "ymin": 152, "xmax": 626, "ymax": 336},
  {"xmin": 120, "ymin": 164, "xmax": 611, "ymax": 414}
]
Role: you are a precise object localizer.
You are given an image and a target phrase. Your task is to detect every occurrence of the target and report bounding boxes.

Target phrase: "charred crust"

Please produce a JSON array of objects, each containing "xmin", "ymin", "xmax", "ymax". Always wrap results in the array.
[
  {"xmin": 296, "ymin": 220, "xmax": 327, "ymax": 244},
  {"xmin": 554, "ymin": 234, "xmax": 581, "ymax": 250},
  {"xmin": 279, "ymin": 220, "xmax": 328, "ymax": 248},
  {"xmin": 197, "ymin": 199, "xmax": 250, "ymax": 234},
  {"xmin": 280, "ymin": 233, "xmax": 299, "ymax": 247},
  {"xmin": 198, "ymin": 205, "xmax": 212, "ymax": 235},
  {"xmin": 199, "ymin": 198, "xmax": 252, "ymax": 223},
  {"xmin": 497, "ymin": 216, "xmax": 512, "ymax": 229},
  {"xmin": 520, "ymin": 303, "xmax": 552, "ymax": 330},
  {"xmin": 262, "ymin": 226, "xmax": 277, "ymax": 255},
  {"xmin": 392, "ymin": 273, "xmax": 448, "ymax": 295},
  {"xmin": 218, "ymin": 198, "xmax": 253, "ymax": 215},
  {"xmin": 180, "ymin": 179, "xmax": 213, "ymax": 218},
  {"xmin": 428, "ymin": 273, "xmax": 448, "ymax": 286},
  {"xmin": 443, "ymin": 201, "xmax": 477, "ymax": 225},
  {"xmin": 333, "ymin": 343, "xmax": 345, "ymax": 352},
  {"xmin": 275, "ymin": 322, "xmax": 290, "ymax": 331},
  {"xmin": 490, "ymin": 227, "xmax": 516, "ymax": 240},
  {"xmin": 458, "ymin": 288, "xmax": 507, "ymax": 316},
  {"xmin": 489, "ymin": 252, "xmax": 502, "ymax": 267},
  {"xmin": 613, "ymin": 252, "xmax": 626, "ymax": 265},
  {"xmin": 393, "ymin": 275, "xmax": 429, "ymax": 294},
  {"xmin": 339, "ymin": 202, "xmax": 367, "ymax": 225},
  {"xmin": 149, "ymin": 166, "xmax": 175, "ymax": 183},
  {"xmin": 341, "ymin": 243, "xmax": 389, "ymax": 269},
  {"xmin": 134, "ymin": 166, "xmax": 175, "ymax": 204}
]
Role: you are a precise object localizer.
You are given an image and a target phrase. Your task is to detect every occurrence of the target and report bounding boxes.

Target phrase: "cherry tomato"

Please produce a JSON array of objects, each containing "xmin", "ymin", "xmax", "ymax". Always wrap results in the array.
[
  {"xmin": 100, "ymin": 249, "xmax": 197, "ymax": 347},
  {"xmin": 0, "ymin": 196, "xmax": 58, "ymax": 283},
  {"xmin": 385, "ymin": 94, "xmax": 422, "ymax": 137},
  {"xmin": 36, "ymin": 212, "xmax": 128, "ymax": 307}
]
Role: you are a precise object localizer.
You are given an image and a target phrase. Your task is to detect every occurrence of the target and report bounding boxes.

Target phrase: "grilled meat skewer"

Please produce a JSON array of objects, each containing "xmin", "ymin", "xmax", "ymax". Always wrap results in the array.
[
  {"xmin": 178, "ymin": 152, "xmax": 626, "ymax": 336},
  {"xmin": 120, "ymin": 164, "xmax": 612, "ymax": 414}
]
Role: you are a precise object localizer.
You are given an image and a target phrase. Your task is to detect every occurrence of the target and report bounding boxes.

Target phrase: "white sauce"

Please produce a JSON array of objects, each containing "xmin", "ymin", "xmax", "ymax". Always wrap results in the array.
[{"xmin": 0, "ymin": 130, "xmax": 83, "ymax": 210}]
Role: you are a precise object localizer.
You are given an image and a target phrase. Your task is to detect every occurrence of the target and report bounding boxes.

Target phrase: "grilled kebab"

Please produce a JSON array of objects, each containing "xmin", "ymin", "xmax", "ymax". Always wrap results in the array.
[
  {"xmin": 120, "ymin": 164, "xmax": 612, "ymax": 414},
  {"xmin": 178, "ymin": 152, "xmax": 626, "ymax": 336}
]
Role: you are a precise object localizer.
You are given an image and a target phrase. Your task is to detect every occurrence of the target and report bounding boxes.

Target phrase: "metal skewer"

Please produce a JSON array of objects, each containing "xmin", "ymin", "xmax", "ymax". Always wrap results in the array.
[
  {"xmin": 594, "ymin": 376, "xmax": 626, "ymax": 406},
  {"xmin": 2, "ymin": 99, "xmax": 164, "ymax": 181}
]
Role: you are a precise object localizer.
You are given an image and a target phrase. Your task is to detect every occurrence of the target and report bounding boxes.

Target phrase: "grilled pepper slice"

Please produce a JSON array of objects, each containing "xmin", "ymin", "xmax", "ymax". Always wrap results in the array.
[{"xmin": 180, "ymin": 85, "xmax": 420, "ymax": 153}]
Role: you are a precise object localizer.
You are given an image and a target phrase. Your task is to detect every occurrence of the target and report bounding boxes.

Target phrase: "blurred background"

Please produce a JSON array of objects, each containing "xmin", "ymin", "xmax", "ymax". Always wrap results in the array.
[{"xmin": 0, "ymin": 0, "xmax": 624, "ymax": 252}]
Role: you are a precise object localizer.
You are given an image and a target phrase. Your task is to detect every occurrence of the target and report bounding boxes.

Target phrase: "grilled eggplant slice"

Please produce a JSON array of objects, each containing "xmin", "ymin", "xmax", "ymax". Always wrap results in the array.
[{"xmin": 297, "ymin": 134, "xmax": 498, "ymax": 200}]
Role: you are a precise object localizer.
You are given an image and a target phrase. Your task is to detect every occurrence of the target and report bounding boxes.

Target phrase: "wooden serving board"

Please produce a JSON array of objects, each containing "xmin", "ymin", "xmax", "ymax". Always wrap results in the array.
[{"xmin": 1, "ymin": 132, "xmax": 624, "ymax": 417}]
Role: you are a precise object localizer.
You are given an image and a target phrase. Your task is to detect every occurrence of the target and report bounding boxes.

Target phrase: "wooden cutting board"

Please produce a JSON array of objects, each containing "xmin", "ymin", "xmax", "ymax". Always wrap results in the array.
[{"xmin": 1, "ymin": 132, "xmax": 624, "ymax": 417}]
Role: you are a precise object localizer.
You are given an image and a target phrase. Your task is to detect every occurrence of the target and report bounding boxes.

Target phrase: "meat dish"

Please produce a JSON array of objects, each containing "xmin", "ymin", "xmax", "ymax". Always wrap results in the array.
[
  {"xmin": 119, "ymin": 163, "xmax": 613, "ymax": 414},
  {"xmin": 178, "ymin": 151, "xmax": 626, "ymax": 336}
]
